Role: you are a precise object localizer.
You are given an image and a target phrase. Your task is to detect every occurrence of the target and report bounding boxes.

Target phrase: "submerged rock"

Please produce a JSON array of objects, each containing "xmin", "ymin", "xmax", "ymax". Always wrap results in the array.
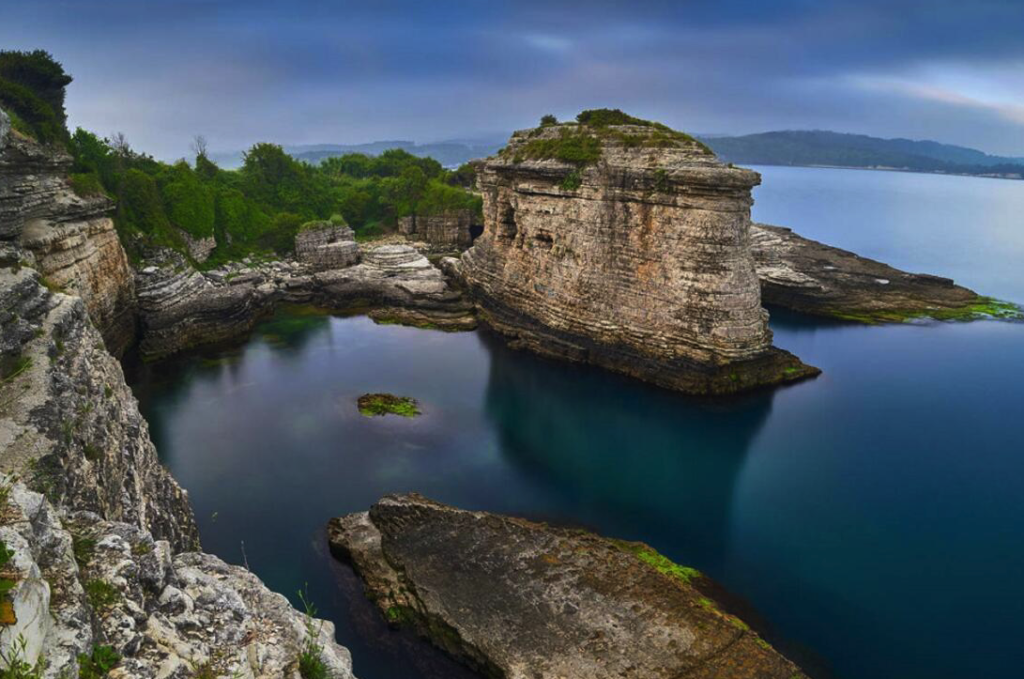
[
  {"xmin": 329, "ymin": 493, "xmax": 807, "ymax": 679},
  {"xmin": 751, "ymin": 223, "xmax": 1021, "ymax": 322},
  {"xmin": 461, "ymin": 114, "xmax": 817, "ymax": 395}
]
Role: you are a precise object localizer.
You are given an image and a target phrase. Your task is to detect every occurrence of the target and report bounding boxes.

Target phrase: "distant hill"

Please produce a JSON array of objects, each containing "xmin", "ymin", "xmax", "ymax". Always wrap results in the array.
[
  {"xmin": 211, "ymin": 138, "xmax": 503, "ymax": 169},
  {"xmin": 700, "ymin": 130, "xmax": 1024, "ymax": 179}
]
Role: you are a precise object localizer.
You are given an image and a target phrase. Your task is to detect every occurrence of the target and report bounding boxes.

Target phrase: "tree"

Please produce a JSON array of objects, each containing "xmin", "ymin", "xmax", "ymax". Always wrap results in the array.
[{"xmin": 540, "ymin": 114, "xmax": 558, "ymax": 126}]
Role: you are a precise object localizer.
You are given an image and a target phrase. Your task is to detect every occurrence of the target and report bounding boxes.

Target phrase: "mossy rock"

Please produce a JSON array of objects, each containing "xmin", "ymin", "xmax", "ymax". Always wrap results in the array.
[{"xmin": 357, "ymin": 393, "xmax": 420, "ymax": 418}]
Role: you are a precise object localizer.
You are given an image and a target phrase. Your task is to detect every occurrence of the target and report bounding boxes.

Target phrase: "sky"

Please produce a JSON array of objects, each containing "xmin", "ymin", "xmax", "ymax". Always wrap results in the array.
[{"xmin": 3, "ymin": 0, "xmax": 1023, "ymax": 159}]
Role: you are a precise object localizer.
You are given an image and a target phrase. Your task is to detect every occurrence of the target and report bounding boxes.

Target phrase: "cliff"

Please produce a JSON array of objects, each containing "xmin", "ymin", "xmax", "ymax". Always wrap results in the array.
[
  {"xmin": 398, "ymin": 209, "xmax": 476, "ymax": 249},
  {"xmin": 0, "ymin": 108, "xmax": 136, "ymax": 356},
  {"xmin": 461, "ymin": 115, "xmax": 817, "ymax": 394},
  {"xmin": 329, "ymin": 494, "xmax": 807, "ymax": 679},
  {"xmin": 751, "ymin": 223, "xmax": 1022, "ymax": 322}
]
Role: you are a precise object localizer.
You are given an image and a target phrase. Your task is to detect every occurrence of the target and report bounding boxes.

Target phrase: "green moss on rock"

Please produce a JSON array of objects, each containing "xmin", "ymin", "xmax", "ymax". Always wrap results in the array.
[{"xmin": 357, "ymin": 393, "xmax": 420, "ymax": 418}]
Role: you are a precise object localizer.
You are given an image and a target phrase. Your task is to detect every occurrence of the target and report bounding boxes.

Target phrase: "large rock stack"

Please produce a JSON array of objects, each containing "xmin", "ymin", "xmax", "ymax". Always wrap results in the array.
[
  {"xmin": 461, "ymin": 113, "xmax": 817, "ymax": 394},
  {"xmin": 294, "ymin": 218, "xmax": 360, "ymax": 271}
]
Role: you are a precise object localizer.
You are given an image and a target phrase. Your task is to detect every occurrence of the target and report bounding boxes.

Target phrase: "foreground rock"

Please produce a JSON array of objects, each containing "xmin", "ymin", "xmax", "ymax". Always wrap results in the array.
[
  {"xmin": 295, "ymin": 218, "xmax": 361, "ymax": 271},
  {"xmin": 399, "ymin": 209, "xmax": 476, "ymax": 249},
  {"xmin": 0, "ymin": 264, "xmax": 197, "ymax": 550},
  {"xmin": 329, "ymin": 494, "xmax": 807, "ymax": 679},
  {"xmin": 751, "ymin": 223, "xmax": 1022, "ymax": 322},
  {"xmin": 0, "ymin": 478, "xmax": 355, "ymax": 679},
  {"xmin": 461, "ymin": 113, "xmax": 817, "ymax": 395},
  {"xmin": 0, "ymin": 107, "xmax": 135, "ymax": 355},
  {"xmin": 135, "ymin": 243, "xmax": 475, "ymax": 359}
]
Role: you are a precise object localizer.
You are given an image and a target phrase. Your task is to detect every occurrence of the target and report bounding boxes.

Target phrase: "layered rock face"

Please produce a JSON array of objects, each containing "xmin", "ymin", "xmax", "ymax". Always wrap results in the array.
[
  {"xmin": 0, "ymin": 479, "xmax": 356, "ymax": 679},
  {"xmin": 0, "ymin": 109, "xmax": 136, "ymax": 356},
  {"xmin": 330, "ymin": 494, "xmax": 806, "ymax": 679},
  {"xmin": 295, "ymin": 220, "xmax": 361, "ymax": 271},
  {"xmin": 461, "ymin": 122, "xmax": 816, "ymax": 394},
  {"xmin": 136, "ymin": 243, "xmax": 475, "ymax": 358},
  {"xmin": 0, "ymin": 265, "xmax": 198, "ymax": 550},
  {"xmin": 399, "ymin": 210, "xmax": 475, "ymax": 249},
  {"xmin": 751, "ymin": 223, "xmax": 1019, "ymax": 322}
]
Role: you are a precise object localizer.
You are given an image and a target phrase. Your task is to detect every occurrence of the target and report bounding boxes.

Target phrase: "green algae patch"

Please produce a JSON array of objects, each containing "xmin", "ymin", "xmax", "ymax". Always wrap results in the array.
[
  {"xmin": 827, "ymin": 296, "xmax": 1024, "ymax": 324},
  {"xmin": 358, "ymin": 393, "xmax": 420, "ymax": 418},
  {"xmin": 611, "ymin": 540, "xmax": 701, "ymax": 584}
]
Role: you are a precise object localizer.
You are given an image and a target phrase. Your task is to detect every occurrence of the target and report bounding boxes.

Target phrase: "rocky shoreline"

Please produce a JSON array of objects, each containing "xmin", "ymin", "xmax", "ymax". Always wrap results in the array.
[{"xmin": 329, "ymin": 494, "xmax": 808, "ymax": 679}]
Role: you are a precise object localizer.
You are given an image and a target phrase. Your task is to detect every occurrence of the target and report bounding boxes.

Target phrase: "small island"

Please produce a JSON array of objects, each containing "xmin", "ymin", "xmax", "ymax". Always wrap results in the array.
[{"xmin": 357, "ymin": 393, "xmax": 421, "ymax": 417}]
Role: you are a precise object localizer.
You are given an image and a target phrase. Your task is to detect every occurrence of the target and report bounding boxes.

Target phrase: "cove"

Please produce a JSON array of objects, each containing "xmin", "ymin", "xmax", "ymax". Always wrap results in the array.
[{"xmin": 128, "ymin": 166, "xmax": 1024, "ymax": 679}]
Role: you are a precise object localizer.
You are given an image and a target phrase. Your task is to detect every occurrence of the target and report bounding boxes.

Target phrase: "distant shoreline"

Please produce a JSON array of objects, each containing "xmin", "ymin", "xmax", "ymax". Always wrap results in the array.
[{"xmin": 743, "ymin": 161, "xmax": 1023, "ymax": 181}]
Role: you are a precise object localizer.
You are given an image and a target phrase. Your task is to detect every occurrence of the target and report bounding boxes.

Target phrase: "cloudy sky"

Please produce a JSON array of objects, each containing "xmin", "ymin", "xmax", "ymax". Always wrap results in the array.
[{"xmin": 4, "ymin": 0, "xmax": 1023, "ymax": 159}]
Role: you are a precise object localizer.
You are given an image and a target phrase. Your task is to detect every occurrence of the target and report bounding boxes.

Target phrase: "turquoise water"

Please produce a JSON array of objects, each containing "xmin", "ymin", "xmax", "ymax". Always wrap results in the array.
[{"xmin": 131, "ymin": 167, "xmax": 1024, "ymax": 679}]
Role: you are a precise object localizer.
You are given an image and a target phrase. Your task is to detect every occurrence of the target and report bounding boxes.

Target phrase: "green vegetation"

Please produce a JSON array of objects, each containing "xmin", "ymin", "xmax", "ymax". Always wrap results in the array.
[
  {"xmin": 0, "ymin": 354, "xmax": 32, "ymax": 384},
  {"xmin": 828, "ymin": 297, "xmax": 1024, "ymax": 324},
  {"xmin": 0, "ymin": 50, "xmax": 71, "ymax": 145},
  {"xmin": 297, "ymin": 588, "xmax": 329, "ymax": 679},
  {"xmin": 77, "ymin": 645, "xmax": 120, "ymax": 679},
  {"xmin": 357, "ymin": 393, "xmax": 421, "ymax": 418},
  {"xmin": 0, "ymin": 634, "xmax": 45, "ymax": 678},
  {"xmin": 84, "ymin": 579, "xmax": 120, "ymax": 609},
  {"xmin": 540, "ymin": 114, "xmax": 558, "ymax": 127},
  {"xmin": 613, "ymin": 540, "xmax": 701, "ymax": 584},
  {"xmin": 3, "ymin": 50, "xmax": 482, "ymax": 266},
  {"xmin": 72, "ymin": 534, "xmax": 96, "ymax": 568}
]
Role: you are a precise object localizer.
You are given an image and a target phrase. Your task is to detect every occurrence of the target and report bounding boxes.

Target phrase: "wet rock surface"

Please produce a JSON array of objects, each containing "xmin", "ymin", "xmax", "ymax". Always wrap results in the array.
[
  {"xmin": 329, "ymin": 494, "xmax": 808, "ymax": 679},
  {"xmin": 461, "ymin": 122, "xmax": 817, "ymax": 394},
  {"xmin": 751, "ymin": 223, "xmax": 1015, "ymax": 322}
]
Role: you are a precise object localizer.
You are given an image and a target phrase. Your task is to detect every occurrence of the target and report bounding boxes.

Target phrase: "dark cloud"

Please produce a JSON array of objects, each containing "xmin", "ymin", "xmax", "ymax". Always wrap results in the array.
[{"xmin": 3, "ymin": 0, "xmax": 1022, "ymax": 157}]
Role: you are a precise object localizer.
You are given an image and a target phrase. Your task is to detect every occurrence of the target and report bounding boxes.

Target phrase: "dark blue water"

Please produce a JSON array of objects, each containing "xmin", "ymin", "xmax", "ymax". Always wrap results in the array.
[{"xmin": 131, "ymin": 167, "xmax": 1024, "ymax": 679}]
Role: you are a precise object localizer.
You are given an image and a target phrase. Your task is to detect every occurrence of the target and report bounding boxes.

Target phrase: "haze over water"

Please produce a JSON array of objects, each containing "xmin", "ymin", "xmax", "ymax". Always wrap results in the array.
[{"xmin": 131, "ymin": 167, "xmax": 1024, "ymax": 679}]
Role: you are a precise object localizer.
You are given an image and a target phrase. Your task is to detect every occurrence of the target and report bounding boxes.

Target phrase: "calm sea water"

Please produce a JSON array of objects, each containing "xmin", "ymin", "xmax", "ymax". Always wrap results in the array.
[{"xmin": 130, "ymin": 167, "xmax": 1024, "ymax": 679}]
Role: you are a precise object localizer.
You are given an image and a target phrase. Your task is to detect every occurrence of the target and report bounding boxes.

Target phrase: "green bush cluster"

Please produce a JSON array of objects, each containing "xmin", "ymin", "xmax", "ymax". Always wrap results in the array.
[{"xmin": 0, "ymin": 50, "xmax": 71, "ymax": 145}]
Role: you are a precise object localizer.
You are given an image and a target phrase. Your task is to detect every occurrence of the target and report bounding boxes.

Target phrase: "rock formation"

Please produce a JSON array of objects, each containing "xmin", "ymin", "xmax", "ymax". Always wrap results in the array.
[
  {"xmin": 0, "ymin": 478, "xmax": 356, "ymax": 679},
  {"xmin": 329, "ymin": 494, "xmax": 807, "ymax": 679},
  {"xmin": 460, "ymin": 115, "xmax": 817, "ymax": 394},
  {"xmin": 751, "ymin": 223, "xmax": 1022, "ymax": 322},
  {"xmin": 399, "ymin": 209, "xmax": 475, "ymax": 249},
  {"xmin": 295, "ymin": 219, "xmax": 361, "ymax": 271},
  {"xmin": 0, "ymin": 108, "xmax": 136, "ymax": 355},
  {"xmin": 135, "ymin": 243, "xmax": 475, "ymax": 359}
]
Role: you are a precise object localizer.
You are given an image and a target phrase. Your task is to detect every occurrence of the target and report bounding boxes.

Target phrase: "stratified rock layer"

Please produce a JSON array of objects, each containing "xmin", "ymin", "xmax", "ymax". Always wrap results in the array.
[
  {"xmin": 329, "ymin": 494, "xmax": 806, "ymax": 679},
  {"xmin": 462, "ymin": 123, "xmax": 817, "ymax": 394},
  {"xmin": 295, "ymin": 221, "xmax": 361, "ymax": 271},
  {"xmin": 0, "ymin": 265, "xmax": 198, "ymax": 550},
  {"xmin": 751, "ymin": 223, "xmax": 1017, "ymax": 322},
  {"xmin": 135, "ymin": 244, "xmax": 475, "ymax": 358},
  {"xmin": 399, "ymin": 210, "xmax": 475, "ymax": 249},
  {"xmin": 0, "ymin": 479, "xmax": 355, "ymax": 679},
  {"xmin": 0, "ymin": 109, "xmax": 136, "ymax": 355}
]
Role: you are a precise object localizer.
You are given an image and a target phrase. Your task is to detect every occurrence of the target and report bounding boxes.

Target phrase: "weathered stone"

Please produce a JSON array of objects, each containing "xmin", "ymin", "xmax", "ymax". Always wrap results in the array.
[
  {"xmin": 329, "ymin": 494, "xmax": 807, "ymax": 679},
  {"xmin": 0, "ymin": 107, "xmax": 135, "ymax": 355},
  {"xmin": 180, "ymin": 229, "xmax": 216, "ymax": 263},
  {"xmin": 295, "ymin": 220, "xmax": 360, "ymax": 271},
  {"xmin": 750, "ymin": 223, "xmax": 1015, "ymax": 322},
  {"xmin": 461, "ymin": 121, "xmax": 817, "ymax": 394},
  {"xmin": 0, "ymin": 267, "xmax": 198, "ymax": 551},
  {"xmin": 399, "ymin": 210, "xmax": 475, "ymax": 249},
  {"xmin": 0, "ymin": 479, "xmax": 356, "ymax": 679},
  {"xmin": 135, "ymin": 244, "xmax": 475, "ymax": 358}
]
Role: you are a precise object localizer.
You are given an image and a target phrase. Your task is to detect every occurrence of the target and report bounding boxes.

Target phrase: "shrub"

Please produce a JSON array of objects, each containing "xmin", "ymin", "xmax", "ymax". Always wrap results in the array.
[
  {"xmin": 69, "ymin": 172, "xmax": 105, "ymax": 198},
  {"xmin": 78, "ymin": 644, "xmax": 121, "ymax": 679},
  {"xmin": 540, "ymin": 114, "xmax": 558, "ymax": 126}
]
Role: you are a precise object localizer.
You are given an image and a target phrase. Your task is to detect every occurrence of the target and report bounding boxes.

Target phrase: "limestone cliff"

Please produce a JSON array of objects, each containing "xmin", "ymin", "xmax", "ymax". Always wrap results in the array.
[
  {"xmin": 398, "ymin": 209, "xmax": 476, "ymax": 249},
  {"xmin": 330, "ymin": 494, "xmax": 808, "ymax": 679},
  {"xmin": 0, "ymin": 108, "xmax": 136, "ymax": 356},
  {"xmin": 461, "ymin": 117, "xmax": 817, "ymax": 394},
  {"xmin": 0, "ymin": 264, "xmax": 197, "ymax": 551}
]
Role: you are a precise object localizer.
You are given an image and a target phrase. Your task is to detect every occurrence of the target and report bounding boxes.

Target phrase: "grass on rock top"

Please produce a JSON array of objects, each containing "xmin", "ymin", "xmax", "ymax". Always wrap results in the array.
[
  {"xmin": 357, "ymin": 393, "xmax": 421, "ymax": 418},
  {"xmin": 828, "ymin": 296, "xmax": 1024, "ymax": 324}
]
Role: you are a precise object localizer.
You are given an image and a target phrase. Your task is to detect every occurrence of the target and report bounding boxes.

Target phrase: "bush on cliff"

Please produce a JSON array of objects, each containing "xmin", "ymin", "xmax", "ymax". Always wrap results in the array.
[{"xmin": 0, "ymin": 50, "xmax": 71, "ymax": 145}]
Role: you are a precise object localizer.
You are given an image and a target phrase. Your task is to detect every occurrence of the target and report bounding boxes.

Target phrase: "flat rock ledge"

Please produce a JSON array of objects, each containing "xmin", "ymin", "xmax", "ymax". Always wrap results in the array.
[
  {"xmin": 328, "ymin": 494, "xmax": 808, "ymax": 679},
  {"xmin": 751, "ymin": 223, "xmax": 1021, "ymax": 323}
]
